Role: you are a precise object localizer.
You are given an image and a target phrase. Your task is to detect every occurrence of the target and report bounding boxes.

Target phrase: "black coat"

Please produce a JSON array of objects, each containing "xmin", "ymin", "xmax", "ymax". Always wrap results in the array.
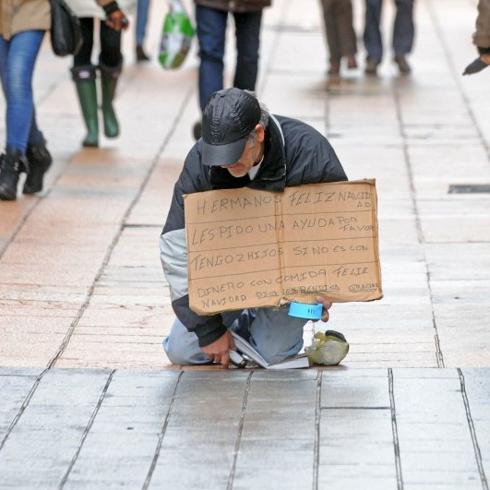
[{"xmin": 160, "ymin": 115, "xmax": 347, "ymax": 347}]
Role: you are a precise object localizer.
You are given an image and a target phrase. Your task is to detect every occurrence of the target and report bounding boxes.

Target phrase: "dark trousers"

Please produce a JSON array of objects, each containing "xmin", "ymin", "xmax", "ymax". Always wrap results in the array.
[
  {"xmin": 363, "ymin": 0, "xmax": 414, "ymax": 62},
  {"xmin": 74, "ymin": 18, "xmax": 122, "ymax": 68},
  {"xmin": 320, "ymin": 0, "xmax": 357, "ymax": 62},
  {"xmin": 196, "ymin": 5, "xmax": 262, "ymax": 112}
]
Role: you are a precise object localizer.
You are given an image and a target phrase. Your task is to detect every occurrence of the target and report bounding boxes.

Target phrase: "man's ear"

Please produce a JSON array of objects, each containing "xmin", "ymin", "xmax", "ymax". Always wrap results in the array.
[{"xmin": 255, "ymin": 124, "xmax": 265, "ymax": 143}]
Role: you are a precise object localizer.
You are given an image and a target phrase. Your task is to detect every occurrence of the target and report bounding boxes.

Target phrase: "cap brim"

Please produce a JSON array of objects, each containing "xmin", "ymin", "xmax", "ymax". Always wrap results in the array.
[{"xmin": 202, "ymin": 137, "xmax": 247, "ymax": 167}]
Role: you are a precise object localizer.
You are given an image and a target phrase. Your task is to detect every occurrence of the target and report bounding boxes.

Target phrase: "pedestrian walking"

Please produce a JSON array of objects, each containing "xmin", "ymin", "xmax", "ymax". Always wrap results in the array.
[
  {"xmin": 0, "ymin": 0, "xmax": 53, "ymax": 200},
  {"xmin": 463, "ymin": 0, "xmax": 490, "ymax": 75},
  {"xmin": 192, "ymin": 0, "xmax": 271, "ymax": 140},
  {"xmin": 66, "ymin": 0, "xmax": 129, "ymax": 148},
  {"xmin": 319, "ymin": 0, "xmax": 358, "ymax": 82},
  {"xmin": 135, "ymin": 0, "xmax": 151, "ymax": 61},
  {"xmin": 363, "ymin": 0, "xmax": 415, "ymax": 75},
  {"xmin": 160, "ymin": 88, "xmax": 350, "ymax": 368}
]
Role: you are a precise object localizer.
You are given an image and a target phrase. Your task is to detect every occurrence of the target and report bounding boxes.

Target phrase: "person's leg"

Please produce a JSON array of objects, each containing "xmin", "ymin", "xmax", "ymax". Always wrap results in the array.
[
  {"xmin": 196, "ymin": 5, "xmax": 227, "ymax": 112},
  {"xmin": 136, "ymin": 0, "xmax": 150, "ymax": 61},
  {"xmin": 393, "ymin": 0, "xmax": 414, "ymax": 72},
  {"xmin": 27, "ymin": 109, "xmax": 45, "ymax": 146},
  {"xmin": 72, "ymin": 18, "xmax": 99, "ymax": 147},
  {"xmin": 23, "ymin": 106, "xmax": 52, "ymax": 195},
  {"xmin": 233, "ymin": 10, "xmax": 262, "ymax": 90},
  {"xmin": 0, "ymin": 30, "xmax": 44, "ymax": 200},
  {"xmin": 3, "ymin": 30, "xmax": 44, "ymax": 154},
  {"xmin": 99, "ymin": 21, "xmax": 123, "ymax": 138},
  {"xmin": 136, "ymin": 0, "xmax": 150, "ymax": 46},
  {"xmin": 336, "ymin": 0, "xmax": 357, "ymax": 59},
  {"xmin": 163, "ymin": 310, "xmax": 246, "ymax": 365},
  {"xmin": 319, "ymin": 0, "xmax": 341, "ymax": 71},
  {"xmin": 363, "ymin": 0, "xmax": 383, "ymax": 67},
  {"xmin": 249, "ymin": 307, "xmax": 305, "ymax": 365},
  {"xmin": 163, "ymin": 318, "xmax": 212, "ymax": 365},
  {"xmin": 0, "ymin": 37, "xmax": 49, "ymax": 195},
  {"xmin": 73, "ymin": 17, "xmax": 94, "ymax": 68}
]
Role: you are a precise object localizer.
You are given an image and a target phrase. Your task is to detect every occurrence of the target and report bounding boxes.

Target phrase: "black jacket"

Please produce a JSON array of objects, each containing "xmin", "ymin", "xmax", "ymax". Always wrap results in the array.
[{"xmin": 160, "ymin": 115, "xmax": 347, "ymax": 347}]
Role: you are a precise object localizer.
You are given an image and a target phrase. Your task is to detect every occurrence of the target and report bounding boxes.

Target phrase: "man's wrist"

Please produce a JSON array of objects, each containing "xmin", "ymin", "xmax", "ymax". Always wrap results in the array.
[{"xmin": 103, "ymin": 1, "xmax": 120, "ymax": 15}]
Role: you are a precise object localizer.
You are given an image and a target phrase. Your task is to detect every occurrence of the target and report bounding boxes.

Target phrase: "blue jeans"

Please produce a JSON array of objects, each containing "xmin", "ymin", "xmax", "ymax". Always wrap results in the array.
[
  {"xmin": 136, "ymin": 0, "xmax": 150, "ymax": 46},
  {"xmin": 164, "ymin": 307, "xmax": 306, "ymax": 365},
  {"xmin": 363, "ymin": 0, "xmax": 414, "ymax": 62},
  {"xmin": 0, "ymin": 30, "xmax": 45, "ymax": 154},
  {"xmin": 196, "ymin": 5, "xmax": 262, "ymax": 112}
]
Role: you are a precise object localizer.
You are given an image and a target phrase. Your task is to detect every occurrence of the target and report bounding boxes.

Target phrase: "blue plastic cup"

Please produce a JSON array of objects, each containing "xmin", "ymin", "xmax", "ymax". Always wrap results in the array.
[{"xmin": 288, "ymin": 302, "xmax": 323, "ymax": 320}]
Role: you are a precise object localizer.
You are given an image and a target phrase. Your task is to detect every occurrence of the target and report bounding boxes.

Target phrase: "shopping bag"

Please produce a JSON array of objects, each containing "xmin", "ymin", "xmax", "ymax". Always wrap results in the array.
[{"xmin": 158, "ymin": 0, "xmax": 195, "ymax": 69}]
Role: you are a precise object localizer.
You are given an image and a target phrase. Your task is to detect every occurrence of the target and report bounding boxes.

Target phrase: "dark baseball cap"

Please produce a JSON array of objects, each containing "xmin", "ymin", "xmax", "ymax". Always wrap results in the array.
[{"xmin": 201, "ymin": 88, "xmax": 261, "ymax": 167}]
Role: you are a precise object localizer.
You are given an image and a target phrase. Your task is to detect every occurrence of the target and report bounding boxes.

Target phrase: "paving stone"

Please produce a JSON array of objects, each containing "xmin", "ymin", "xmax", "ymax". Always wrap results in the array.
[
  {"xmin": 63, "ymin": 371, "xmax": 179, "ymax": 489},
  {"xmin": 0, "ymin": 369, "xmax": 110, "ymax": 488},
  {"xmin": 147, "ymin": 371, "xmax": 249, "ymax": 490},
  {"xmin": 392, "ymin": 369, "xmax": 482, "ymax": 488},
  {"xmin": 321, "ymin": 369, "xmax": 389, "ymax": 408},
  {"xmin": 460, "ymin": 369, "xmax": 490, "ymax": 472}
]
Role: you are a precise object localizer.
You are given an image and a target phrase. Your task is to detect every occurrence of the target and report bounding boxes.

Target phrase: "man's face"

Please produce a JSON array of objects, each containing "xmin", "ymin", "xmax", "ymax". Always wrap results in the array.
[{"xmin": 220, "ymin": 124, "xmax": 265, "ymax": 178}]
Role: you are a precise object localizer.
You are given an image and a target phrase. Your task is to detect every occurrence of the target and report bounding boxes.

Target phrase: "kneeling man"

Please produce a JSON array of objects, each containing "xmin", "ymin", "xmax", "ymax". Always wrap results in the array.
[{"xmin": 160, "ymin": 88, "xmax": 348, "ymax": 367}]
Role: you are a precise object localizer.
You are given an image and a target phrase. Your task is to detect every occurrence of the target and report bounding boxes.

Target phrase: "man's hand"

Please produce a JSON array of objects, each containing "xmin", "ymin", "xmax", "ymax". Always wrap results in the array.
[
  {"xmin": 201, "ymin": 331, "xmax": 234, "ymax": 368},
  {"xmin": 316, "ymin": 297, "xmax": 333, "ymax": 322},
  {"xmin": 106, "ymin": 10, "xmax": 129, "ymax": 31}
]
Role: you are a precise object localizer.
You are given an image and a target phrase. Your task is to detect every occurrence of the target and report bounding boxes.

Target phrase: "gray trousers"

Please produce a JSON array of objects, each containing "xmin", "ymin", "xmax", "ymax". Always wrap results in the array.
[
  {"xmin": 320, "ymin": 0, "xmax": 357, "ymax": 62},
  {"xmin": 163, "ymin": 307, "xmax": 306, "ymax": 366}
]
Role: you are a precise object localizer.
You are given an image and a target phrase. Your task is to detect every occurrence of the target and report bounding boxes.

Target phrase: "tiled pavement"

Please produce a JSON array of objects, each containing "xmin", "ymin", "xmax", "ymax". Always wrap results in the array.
[
  {"xmin": 0, "ymin": 0, "xmax": 489, "ymax": 488},
  {"xmin": 0, "ymin": 368, "xmax": 489, "ymax": 489}
]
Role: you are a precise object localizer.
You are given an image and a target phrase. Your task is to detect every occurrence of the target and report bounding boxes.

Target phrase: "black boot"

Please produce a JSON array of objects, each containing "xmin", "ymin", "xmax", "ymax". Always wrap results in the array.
[
  {"xmin": 0, "ymin": 149, "xmax": 29, "ymax": 201},
  {"xmin": 136, "ymin": 45, "xmax": 150, "ymax": 62},
  {"xmin": 23, "ymin": 140, "xmax": 52, "ymax": 194}
]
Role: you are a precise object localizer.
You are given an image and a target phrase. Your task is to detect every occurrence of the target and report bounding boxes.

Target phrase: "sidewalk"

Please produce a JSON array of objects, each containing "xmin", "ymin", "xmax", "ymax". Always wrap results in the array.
[{"xmin": 0, "ymin": 0, "xmax": 489, "ymax": 488}]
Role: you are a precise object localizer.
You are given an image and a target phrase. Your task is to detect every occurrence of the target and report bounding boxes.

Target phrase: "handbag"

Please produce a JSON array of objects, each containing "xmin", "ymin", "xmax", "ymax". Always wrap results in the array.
[{"xmin": 50, "ymin": 0, "xmax": 83, "ymax": 56}]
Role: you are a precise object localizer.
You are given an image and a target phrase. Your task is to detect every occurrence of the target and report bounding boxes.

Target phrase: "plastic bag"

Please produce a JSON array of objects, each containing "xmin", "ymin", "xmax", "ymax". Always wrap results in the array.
[
  {"xmin": 159, "ymin": 0, "xmax": 195, "ymax": 70},
  {"xmin": 305, "ymin": 330, "xmax": 349, "ymax": 366}
]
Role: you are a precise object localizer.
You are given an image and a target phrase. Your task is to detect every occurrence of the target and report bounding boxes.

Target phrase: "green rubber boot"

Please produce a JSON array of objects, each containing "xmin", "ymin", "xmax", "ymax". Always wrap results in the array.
[
  {"xmin": 71, "ymin": 65, "xmax": 99, "ymax": 147},
  {"xmin": 99, "ymin": 63, "xmax": 121, "ymax": 138}
]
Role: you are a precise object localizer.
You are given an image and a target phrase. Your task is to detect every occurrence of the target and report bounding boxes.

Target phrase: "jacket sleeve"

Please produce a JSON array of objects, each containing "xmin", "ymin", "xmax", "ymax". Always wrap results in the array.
[
  {"xmin": 160, "ymin": 148, "xmax": 227, "ymax": 347},
  {"xmin": 474, "ymin": 0, "xmax": 490, "ymax": 50}
]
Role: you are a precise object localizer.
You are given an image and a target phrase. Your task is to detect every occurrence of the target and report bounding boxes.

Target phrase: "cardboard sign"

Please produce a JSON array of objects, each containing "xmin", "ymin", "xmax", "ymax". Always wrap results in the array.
[{"xmin": 184, "ymin": 179, "xmax": 382, "ymax": 315}]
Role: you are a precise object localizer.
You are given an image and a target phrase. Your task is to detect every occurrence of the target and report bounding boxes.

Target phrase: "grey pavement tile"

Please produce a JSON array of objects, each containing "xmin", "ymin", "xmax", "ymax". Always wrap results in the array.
[
  {"xmin": 231, "ymin": 372, "xmax": 317, "ymax": 490},
  {"xmin": 460, "ymin": 369, "xmax": 490, "ymax": 473},
  {"xmin": 392, "ymin": 370, "xmax": 482, "ymax": 487},
  {"xmin": 319, "ymin": 408, "xmax": 396, "ymax": 487},
  {"xmin": 63, "ymin": 371, "xmax": 180, "ymax": 489},
  {"xmin": 321, "ymin": 369, "xmax": 389, "ymax": 408},
  {"xmin": 0, "ymin": 371, "xmax": 40, "ymax": 443},
  {"xmin": 0, "ymin": 369, "xmax": 111, "ymax": 488},
  {"xmin": 147, "ymin": 371, "xmax": 247, "ymax": 489},
  {"xmin": 424, "ymin": 243, "xmax": 490, "ymax": 281}
]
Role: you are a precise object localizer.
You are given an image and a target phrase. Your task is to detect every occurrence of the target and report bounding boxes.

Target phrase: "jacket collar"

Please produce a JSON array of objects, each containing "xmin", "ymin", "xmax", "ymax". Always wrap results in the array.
[{"xmin": 208, "ymin": 115, "xmax": 286, "ymax": 192}]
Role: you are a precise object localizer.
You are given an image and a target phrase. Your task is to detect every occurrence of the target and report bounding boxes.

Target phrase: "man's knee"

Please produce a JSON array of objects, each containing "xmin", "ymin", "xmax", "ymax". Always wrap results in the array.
[
  {"xmin": 163, "ymin": 319, "xmax": 209, "ymax": 365},
  {"xmin": 249, "ymin": 308, "xmax": 305, "ymax": 365},
  {"xmin": 163, "ymin": 336, "xmax": 191, "ymax": 365}
]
